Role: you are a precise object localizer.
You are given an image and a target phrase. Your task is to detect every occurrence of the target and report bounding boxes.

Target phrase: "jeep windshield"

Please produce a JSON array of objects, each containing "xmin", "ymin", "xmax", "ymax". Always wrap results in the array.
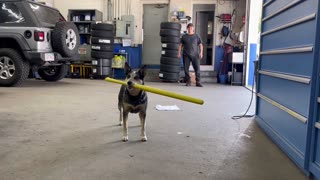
[{"xmin": 28, "ymin": 2, "xmax": 65, "ymax": 27}]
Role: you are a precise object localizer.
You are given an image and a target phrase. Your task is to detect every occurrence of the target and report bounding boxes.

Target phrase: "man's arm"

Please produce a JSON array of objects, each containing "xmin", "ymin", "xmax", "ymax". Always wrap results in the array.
[
  {"xmin": 199, "ymin": 43, "xmax": 203, "ymax": 59},
  {"xmin": 178, "ymin": 44, "xmax": 183, "ymax": 58}
]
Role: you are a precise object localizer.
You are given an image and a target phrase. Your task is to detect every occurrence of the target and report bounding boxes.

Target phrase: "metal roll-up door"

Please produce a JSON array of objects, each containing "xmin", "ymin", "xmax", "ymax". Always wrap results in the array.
[{"xmin": 257, "ymin": 0, "xmax": 318, "ymax": 175}]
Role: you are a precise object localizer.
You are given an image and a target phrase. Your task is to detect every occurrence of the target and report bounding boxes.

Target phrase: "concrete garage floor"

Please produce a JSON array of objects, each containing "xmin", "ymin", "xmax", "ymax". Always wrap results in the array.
[{"xmin": 0, "ymin": 79, "xmax": 307, "ymax": 180}]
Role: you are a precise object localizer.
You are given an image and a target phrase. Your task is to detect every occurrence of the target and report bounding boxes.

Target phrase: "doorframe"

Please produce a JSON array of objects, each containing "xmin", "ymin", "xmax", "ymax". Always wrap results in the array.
[
  {"xmin": 140, "ymin": 0, "xmax": 169, "ymax": 43},
  {"xmin": 140, "ymin": 1, "xmax": 169, "ymax": 65},
  {"xmin": 192, "ymin": 3, "xmax": 216, "ymax": 71},
  {"xmin": 141, "ymin": 2, "xmax": 169, "ymax": 65}
]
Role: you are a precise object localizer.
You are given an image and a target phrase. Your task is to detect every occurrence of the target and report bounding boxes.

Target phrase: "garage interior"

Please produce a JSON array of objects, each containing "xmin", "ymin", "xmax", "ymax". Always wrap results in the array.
[
  {"xmin": 0, "ymin": 0, "xmax": 318, "ymax": 179},
  {"xmin": 0, "ymin": 80, "xmax": 306, "ymax": 179}
]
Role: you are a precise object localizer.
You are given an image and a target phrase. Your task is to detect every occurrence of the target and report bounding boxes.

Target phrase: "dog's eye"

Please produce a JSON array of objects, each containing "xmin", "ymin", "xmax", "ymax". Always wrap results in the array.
[{"xmin": 126, "ymin": 75, "xmax": 131, "ymax": 79}]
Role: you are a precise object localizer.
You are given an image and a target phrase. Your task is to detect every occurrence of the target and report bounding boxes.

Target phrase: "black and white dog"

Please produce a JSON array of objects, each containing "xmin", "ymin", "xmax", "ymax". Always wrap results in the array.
[{"xmin": 118, "ymin": 63, "xmax": 148, "ymax": 142}]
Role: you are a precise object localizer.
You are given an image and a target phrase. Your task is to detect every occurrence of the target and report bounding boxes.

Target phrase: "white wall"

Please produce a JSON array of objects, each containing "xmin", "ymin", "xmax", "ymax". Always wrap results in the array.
[
  {"xmin": 245, "ymin": 0, "xmax": 262, "ymax": 86},
  {"xmin": 51, "ymin": 0, "xmax": 104, "ymax": 20},
  {"xmin": 44, "ymin": 0, "xmax": 237, "ymax": 45}
]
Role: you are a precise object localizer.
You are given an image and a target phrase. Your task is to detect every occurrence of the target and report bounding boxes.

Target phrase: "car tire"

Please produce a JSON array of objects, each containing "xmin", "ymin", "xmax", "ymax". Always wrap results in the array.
[
  {"xmin": 92, "ymin": 59, "xmax": 112, "ymax": 67},
  {"xmin": 38, "ymin": 64, "xmax": 68, "ymax": 82},
  {"xmin": 160, "ymin": 64, "xmax": 180, "ymax": 73},
  {"xmin": 161, "ymin": 37, "xmax": 181, "ymax": 44},
  {"xmin": 91, "ymin": 23, "xmax": 114, "ymax": 31},
  {"xmin": 159, "ymin": 71, "xmax": 180, "ymax": 81},
  {"xmin": 0, "ymin": 48, "xmax": 30, "ymax": 87},
  {"xmin": 162, "ymin": 43, "xmax": 180, "ymax": 50},
  {"xmin": 52, "ymin": 22, "xmax": 80, "ymax": 57},
  {"xmin": 91, "ymin": 37, "xmax": 114, "ymax": 44},
  {"xmin": 160, "ymin": 22, "xmax": 181, "ymax": 31},
  {"xmin": 91, "ymin": 44, "xmax": 113, "ymax": 52},
  {"xmin": 160, "ymin": 57, "xmax": 181, "ymax": 66},
  {"xmin": 161, "ymin": 49, "xmax": 179, "ymax": 58},
  {"xmin": 160, "ymin": 29, "xmax": 180, "ymax": 37},
  {"xmin": 91, "ymin": 30, "xmax": 114, "ymax": 38},
  {"xmin": 92, "ymin": 66, "xmax": 112, "ymax": 76},
  {"xmin": 91, "ymin": 51, "xmax": 114, "ymax": 59}
]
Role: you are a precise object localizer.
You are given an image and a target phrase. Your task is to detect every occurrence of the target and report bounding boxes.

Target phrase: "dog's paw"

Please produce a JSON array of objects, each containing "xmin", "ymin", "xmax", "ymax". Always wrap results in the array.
[
  {"xmin": 122, "ymin": 136, "xmax": 128, "ymax": 142},
  {"xmin": 141, "ymin": 136, "xmax": 147, "ymax": 142}
]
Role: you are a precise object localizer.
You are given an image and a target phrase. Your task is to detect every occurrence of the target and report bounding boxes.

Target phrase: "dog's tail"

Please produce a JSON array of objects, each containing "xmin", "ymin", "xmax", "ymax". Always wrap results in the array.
[{"xmin": 118, "ymin": 85, "xmax": 126, "ymax": 110}]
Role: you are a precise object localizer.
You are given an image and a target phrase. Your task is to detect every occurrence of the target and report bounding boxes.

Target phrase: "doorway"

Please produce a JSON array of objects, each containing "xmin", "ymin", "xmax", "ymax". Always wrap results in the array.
[
  {"xmin": 142, "ymin": 4, "xmax": 168, "ymax": 65},
  {"xmin": 193, "ymin": 4, "xmax": 215, "ymax": 67}
]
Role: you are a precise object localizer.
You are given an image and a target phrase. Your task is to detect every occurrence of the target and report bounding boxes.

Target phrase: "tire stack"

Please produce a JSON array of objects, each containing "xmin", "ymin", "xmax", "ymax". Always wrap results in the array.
[
  {"xmin": 91, "ymin": 23, "xmax": 114, "ymax": 79},
  {"xmin": 159, "ymin": 22, "xmax": 182, "ymax": 82}
]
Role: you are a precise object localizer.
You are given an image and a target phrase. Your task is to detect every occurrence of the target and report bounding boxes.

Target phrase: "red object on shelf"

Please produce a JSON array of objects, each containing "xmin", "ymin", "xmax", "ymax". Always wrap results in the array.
[{"xmin": 220, "ymin": 14, "xmax": 232, "ymax": 21}]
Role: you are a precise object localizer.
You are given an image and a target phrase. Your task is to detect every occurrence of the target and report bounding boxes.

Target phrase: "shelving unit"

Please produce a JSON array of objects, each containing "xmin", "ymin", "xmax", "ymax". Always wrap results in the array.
[
  {"xmin": 68, "ymin": 9, "xmax": 102, "ymax": 45},
  {"xmin": 68, "ymin": 9, "xmax": 103, "ymax": 64},
  {"xmin": 230, "ymin": 52, "xmax": 244, "ymax": 85}
]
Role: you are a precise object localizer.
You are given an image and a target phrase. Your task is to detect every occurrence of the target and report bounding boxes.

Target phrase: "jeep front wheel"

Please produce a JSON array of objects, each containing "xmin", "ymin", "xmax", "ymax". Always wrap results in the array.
[
  {"xmin": 38, "ymin": 64, "xmax": 68, "ymax": 82},
  {"xmin": 0, "ymin": 48, "xmax": 30, "ymax": 87}
]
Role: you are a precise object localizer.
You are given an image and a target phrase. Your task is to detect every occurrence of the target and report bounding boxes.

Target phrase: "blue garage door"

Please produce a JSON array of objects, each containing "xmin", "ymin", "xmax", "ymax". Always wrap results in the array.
[{"xmin": 256, "ymin": 0, "xmax": 319, "ymax": 175}]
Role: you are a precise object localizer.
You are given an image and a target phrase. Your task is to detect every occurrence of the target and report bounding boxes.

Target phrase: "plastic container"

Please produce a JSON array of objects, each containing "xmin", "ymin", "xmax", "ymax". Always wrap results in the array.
[{"xmin": 219, "ymin": 74, "xmax": 228, "ymax": 84}]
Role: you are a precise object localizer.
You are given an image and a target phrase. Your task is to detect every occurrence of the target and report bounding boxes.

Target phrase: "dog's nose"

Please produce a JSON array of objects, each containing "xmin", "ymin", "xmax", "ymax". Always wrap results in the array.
[{"xmin": 127, "ymin": 81, "xmax": 133, "ymax": 86}]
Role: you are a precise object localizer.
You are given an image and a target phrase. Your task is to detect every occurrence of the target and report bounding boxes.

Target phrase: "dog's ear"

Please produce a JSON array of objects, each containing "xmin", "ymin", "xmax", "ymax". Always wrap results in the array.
[
  {"xmin": 138, "ymin": 65, "xmax": 147, "ymax": 79},
  {"xmin": 124, "ymin": 62, "xmax": 132, "ymax": 75}
]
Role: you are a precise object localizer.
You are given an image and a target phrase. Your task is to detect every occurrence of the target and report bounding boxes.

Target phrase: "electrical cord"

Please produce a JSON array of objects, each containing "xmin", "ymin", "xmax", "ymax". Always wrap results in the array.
[{"xmin": 231, "ymin": 76, "xmax": 256, "ymax": 120}]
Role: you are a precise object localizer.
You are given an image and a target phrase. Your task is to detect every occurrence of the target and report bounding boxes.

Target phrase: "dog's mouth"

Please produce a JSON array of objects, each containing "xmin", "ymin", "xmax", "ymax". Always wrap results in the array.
[{"xmin": 127, "ymin": 81, "xmax": 134, "ymax": 89}]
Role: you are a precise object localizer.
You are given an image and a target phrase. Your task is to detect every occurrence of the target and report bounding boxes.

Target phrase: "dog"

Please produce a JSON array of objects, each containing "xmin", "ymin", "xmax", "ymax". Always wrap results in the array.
[{"xmin": 118, "ymin": 63, "xmax": 148, "ymax": 142}]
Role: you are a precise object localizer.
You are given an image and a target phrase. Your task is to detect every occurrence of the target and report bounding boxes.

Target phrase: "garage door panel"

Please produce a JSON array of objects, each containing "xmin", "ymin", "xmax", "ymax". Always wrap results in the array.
[
  {"xmin": 259, "ymin": 75, "xmax": 310, "ymax": 117},
  {"xmin": 313, "ymin": 131, "xmax": 320, "ymax": 167},
  {"xmin": 263, "ymin": 0, "xmax": 316, "ymax": 32},
  {"xmin": 261, "ymin": 21, "xmax": 315, "ymax": 51},
  {"xmin": 257, "ymin": 99, "xmax": 307, "ymax": 157},
  {"xmin": 260, "ymin": 52, "xmax": 313, "ymax": 77},
  {"xmin": 258, "ymin": 0, "xmax": 319, "ymax": 175},
  {"xmin": 263, "ymin": 0, "xmax": 297, "ymax": 19}
]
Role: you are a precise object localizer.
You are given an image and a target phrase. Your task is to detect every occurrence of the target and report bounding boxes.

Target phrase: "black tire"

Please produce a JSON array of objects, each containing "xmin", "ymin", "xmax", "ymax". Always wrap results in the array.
[
  {"xmin": 92, "ymin": 23, "xmax": 114, "ymax": 31},
  {"xmin": 52, "ymin": 22, "xmax": 80, "ymax": 57},
  {"xmin": 38, "ymin": 64, "xmax": 68, "ymax": 82},
  {"xmin": 162, "ymin": 43, "xmax": 180, "ymax": 50},
  {"xmin": 91, "ymin": 44, "xmax": 114, "ymax": 52},
  {"xmin": 160, "ymin": 64, "xmax": 180, "ymax": 73},
  {"xmin": 91, "ymin": 30, "xmax": 114, "ymax": 38},
  {"xmin": 161, "ymin": 37, "xmax": 181, "ymax": 44},
  {"xmin": 91, "ymin": 37, "xmax": 114, "ymax": 44},
  {"xmin": 162, "ymin": 49, "xmax": 179, "ymax": 58},
  {"xmin": 0, "ymin": 48, "xmax": 30, "ymax": 87},
  {"xmin": 160, "ymin": 29, "xmax": 180, "ymax": 37},
  {"xmin": 91, "ymin": 51, "xmax": 114, "ymax": 59},
  {"xmin": 159, "ymin": 71, "xmax": 180, "ymax": 81},
  {"xmin": 160, "ymin": 22, "xmax": 181, "ymax": 31},
  {"xmin": 92, "ymin": 59, "xmax": 112, "ymax": 67},
  {"xmin": 92, "ymin": 66, "xmax": 112, "ymax": 76},
  {"xmin": 160, "ymin": 57, "xmax": 181, "ymax": 66}
]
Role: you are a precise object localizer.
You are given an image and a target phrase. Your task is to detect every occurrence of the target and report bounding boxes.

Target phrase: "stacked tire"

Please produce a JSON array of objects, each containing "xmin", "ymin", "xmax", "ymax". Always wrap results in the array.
[
  {"xmin": 91, "ymin": 23, "xmax": 114, "ymax": 79},
  {"xmin": 159, "ymin": 22, "xmax": 182, "ymax": 82}
]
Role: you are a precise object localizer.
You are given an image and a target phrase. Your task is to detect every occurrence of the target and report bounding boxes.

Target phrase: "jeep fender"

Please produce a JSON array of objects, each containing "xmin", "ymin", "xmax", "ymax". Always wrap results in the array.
[{"xmin": 0, "ymin": 33, "xmax": 31, "ymax": 51}]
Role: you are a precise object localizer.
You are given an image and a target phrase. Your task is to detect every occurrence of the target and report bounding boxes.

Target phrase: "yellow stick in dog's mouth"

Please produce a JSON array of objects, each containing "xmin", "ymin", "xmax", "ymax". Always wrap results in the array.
[{"xmin": 105, "ymin": 77, "xmax": 204, "ymax": 105}]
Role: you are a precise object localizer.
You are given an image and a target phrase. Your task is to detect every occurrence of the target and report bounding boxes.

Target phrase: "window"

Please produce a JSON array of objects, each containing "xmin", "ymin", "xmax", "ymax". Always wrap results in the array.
[
  {"xmin": 0, "ymin": 3, "xmax": 25, "ymax": 23},
  {"xmin": 29, "ymin": 2, "xmax": 64, "ymax": 27}
]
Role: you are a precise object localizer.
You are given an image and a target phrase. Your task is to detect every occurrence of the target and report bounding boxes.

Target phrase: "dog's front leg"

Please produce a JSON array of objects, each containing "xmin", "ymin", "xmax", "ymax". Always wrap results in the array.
[
  {"xmin": 119, "ymin": 107, "xmax": 123, "ymax": 126},
  {"xmin": 139, "ymin": 112, "xmax": 147, "ymax": 141},
  {"xmin": 122, "ymin": 112, "xmax": 129, "ymax": 142}
]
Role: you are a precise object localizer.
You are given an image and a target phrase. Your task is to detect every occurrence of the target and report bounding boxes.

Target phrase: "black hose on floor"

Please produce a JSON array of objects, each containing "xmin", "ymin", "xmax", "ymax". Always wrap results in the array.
[{"xmin": 231, "ymin": 75, "xmax": 255, "ymax": 120}]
